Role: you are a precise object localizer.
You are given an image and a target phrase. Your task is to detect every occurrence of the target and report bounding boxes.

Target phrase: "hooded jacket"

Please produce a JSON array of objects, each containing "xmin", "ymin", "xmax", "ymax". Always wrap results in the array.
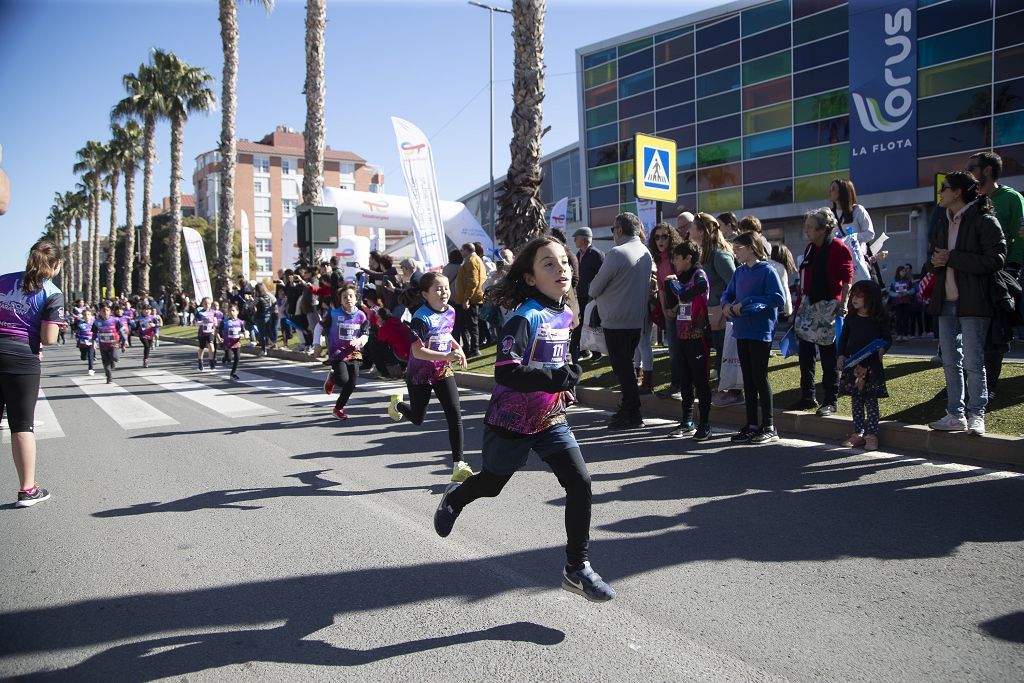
[{"xmin": 927, "ymin": 200, "xmax": 1006, "ymax": 318}]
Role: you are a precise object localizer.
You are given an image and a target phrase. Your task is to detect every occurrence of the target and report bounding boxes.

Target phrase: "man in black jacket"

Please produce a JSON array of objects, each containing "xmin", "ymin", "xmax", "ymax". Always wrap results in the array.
[{"xmin": 570, "ymin": 227, "xmax": 604, "ymax": 362}]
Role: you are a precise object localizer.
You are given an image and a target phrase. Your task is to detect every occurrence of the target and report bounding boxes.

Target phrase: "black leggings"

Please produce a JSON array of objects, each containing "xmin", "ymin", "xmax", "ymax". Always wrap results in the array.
[
  {"xmin": 331, "ymin": 360, "xmax": 357, "ymax": 410},
  {"xmin": 227, "ymin": 347, "xmax": 240, "ymax": 374},
  {"xmin": 679, "ymin": 337, "xmax": 712, "ymax": 425},
  {"xmin": 100, "ymin": 348, "xmax": 118, "ymax": 380},
  {"xmin": 141, "ymin": 337, "xmax": 153, "ymax": 361},
  {"xmin": 0, "ymin": 371, "xmax": 40, "ymax": 432},
  {"xmin": 397, "ymin": 376, "xmax": 463, "ymax": 461},
  {"xmin": 79, "ymin": 345, "xmax": 95, "ymax": 370},
  {"xmin": 736, "ymin": 338, "xmax": 773, "ymax": 428},
  {"xmin": 448, "ymin": 447, "xmax": 591, "ymax": 566}
]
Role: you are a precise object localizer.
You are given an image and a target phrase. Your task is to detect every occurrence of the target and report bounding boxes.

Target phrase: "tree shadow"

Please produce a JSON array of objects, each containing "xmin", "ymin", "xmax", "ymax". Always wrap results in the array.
[{"xmin": 978, "ymin": 611, "xmax": 1024, "ymax": 643}]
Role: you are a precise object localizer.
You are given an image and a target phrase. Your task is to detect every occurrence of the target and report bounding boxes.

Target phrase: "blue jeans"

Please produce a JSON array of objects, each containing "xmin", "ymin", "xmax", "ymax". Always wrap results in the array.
[{"xmin": 937, "ymin": 301, "xmax": 989, "ymax": 418}]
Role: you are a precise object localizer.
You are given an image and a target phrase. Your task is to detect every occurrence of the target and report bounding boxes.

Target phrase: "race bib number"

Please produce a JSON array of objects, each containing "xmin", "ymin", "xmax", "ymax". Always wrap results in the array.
[
  {"xmin": 98, "ymin": 332, "xmax": 115, "ymax": 344},
  {"xmin": 678, "ymin": 303, "xmax": 692, "ymax": 322},
  {"xmin": 428, "ymin": 333, "xmax": 452, "ymax": 353},
  {"xmin": 527, "ymin": 326, "xmax": 570, "ymax": 369},
  {"xmin": 200, "ymin": 323, "xmax": 215, "ymax": 334},
  {"xmin": 337, "ymin": 322, "xmax": 359, "ymax": 341}
]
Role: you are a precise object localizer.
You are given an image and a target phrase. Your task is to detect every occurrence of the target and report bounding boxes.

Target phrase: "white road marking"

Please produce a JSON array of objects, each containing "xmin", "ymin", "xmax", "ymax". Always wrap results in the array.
[
  {"xmin": 1, "ymin": 389, "xmax": 64, "ymax": 442},
  {"xmin": 71, "ymin": 376, "xmax": 179, "ymax": 430},
  {"xmin": 134, "ymin": 369, "xmax": 277, "ymax": 418}
]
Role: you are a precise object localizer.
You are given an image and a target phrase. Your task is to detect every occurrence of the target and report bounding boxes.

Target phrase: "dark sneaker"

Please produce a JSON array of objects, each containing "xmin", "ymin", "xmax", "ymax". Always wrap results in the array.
[
  {"xmin": 749, "ymin": 425, "xmax": 780, "ymax": 444},
  {"xmin": 230, "ymin": 373, "xmax": 240, "ymax": 380},
  {"xmin": 787, "ymin": 398, "xmax": 819, "ymax": 411},
  {"xmin": 815, "ymin": 403, "xmax": 837, "ymax": 417},
  {"xmin": 667, "ymin": 422, "xmax": 696, "ymax": 438},
  {"xmin": 656, "ymin": 385, "xmax": 681, "ymax": 400},
  {"xmin": 608, "ymin": 413, "xmax": 644, "ymax": 430},
  {"xmin": 562, "ymin": 561, "xmax": 615, "ymax": 602},
  {"xmin": 693, "ymin": 423, "xmax": 713, "ymax": 441},
  {"xmin": 198, "ymin": 360, "xmax": 204, "ymax": 371},
  {"xmin": 730, "ymin": 425, "xmax": 757, "ymax": 442},
  {"xmin": 16, "ymin": 486, "xmax": 50, "ymax": 508},
  {"xmin": 433, "ymin": 482, "xmax": 462, "ymax": 537}
]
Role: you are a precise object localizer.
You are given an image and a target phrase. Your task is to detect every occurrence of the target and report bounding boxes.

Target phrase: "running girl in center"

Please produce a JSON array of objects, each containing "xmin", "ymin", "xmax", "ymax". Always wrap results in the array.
[
  {"xmin": 218, "ymin": 304, "xmax": 246, "ymax": 380},
  {"xmin": 92, "ymin": 303, "xmax": 122, "ymax": 384},
  {"xmin": 322, "ymin": 282, "xmax": 368, "ymax": 420},
  {"xmin": 75, "ymin": 308, "xmax": 96, "ymax": 375},
  {"xmin": 432, "ymin": 236, "xmax": 615, "ymax": 603},
  {"xmin": 196, "ymin": 297, "xmax": 218, "ymax": 370},
  {"xmin": 387, "ymin": 272, "xmax": 470, "ymax": 483},
  {"xmin": 134, "ymin": 303, "xmax": 162, "ymax": 368}
]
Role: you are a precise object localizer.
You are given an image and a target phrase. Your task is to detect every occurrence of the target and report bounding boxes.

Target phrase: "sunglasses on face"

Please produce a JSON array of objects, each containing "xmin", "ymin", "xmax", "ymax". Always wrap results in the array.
[
  {"xmin": 654, "ymin": 233, "xmax": 669, "ymax": 240},
  {"xmin": 940, "ymin": 184, "xmax": 951, "ymax": 192}
]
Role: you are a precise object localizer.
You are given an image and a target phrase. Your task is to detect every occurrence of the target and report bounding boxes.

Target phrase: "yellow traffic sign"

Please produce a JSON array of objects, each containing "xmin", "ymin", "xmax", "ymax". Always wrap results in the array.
[{"xmin": 634, "ymin": 133, "xmax": 677, "ymax": 203}]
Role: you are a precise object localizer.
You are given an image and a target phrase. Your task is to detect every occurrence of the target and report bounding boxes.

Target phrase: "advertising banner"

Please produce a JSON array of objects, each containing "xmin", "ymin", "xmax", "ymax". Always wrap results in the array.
[
  {"xmin": 549, "ymin": 196, "xmax": 569, "ymax": 232},
  {"xmin": 849, "ymin": 0, "xmax": 917, "ymax": 194},
  {"xmin": 182, "ymin": 226, "xmax": 213, "ymax": 302},
  {"xmin": 391, "ymin": 116, "xmax": 448, "ymax": 271},
  {"xmin": 637, "ymin": 198, "xmax": 658, "ymax": 234},
  {"xmin": 240, "ymin": 209, "xmax": 250, "ymax": 279},
  {"xmin": 335, "ymin": 235, "xmax": 371, "ymax": 282}
]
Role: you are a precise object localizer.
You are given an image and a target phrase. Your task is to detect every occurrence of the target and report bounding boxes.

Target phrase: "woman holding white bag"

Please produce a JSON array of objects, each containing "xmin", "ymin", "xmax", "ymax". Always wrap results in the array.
[{"xmin": 829, "ymin": 178, "xmax": 876, "ymax": 284}]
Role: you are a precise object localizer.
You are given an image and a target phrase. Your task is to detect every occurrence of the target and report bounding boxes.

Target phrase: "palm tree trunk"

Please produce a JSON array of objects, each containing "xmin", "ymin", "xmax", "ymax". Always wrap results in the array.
[
  {"xmin": 106, "ymin": 175, "xmax": 119, "ymax": 299},
  {"xmin": 302, "ymin": 0, "xmax": 326, "ymax": 206},
  {"xmin": 74, "ymin": 217, "xmax": 82, "ymax": 301},
  {"xmin": 218, "ymin": 0, "xmax": 238, "ymax": 298},
  {"xmin": 86, "ymin": 191, "xmax": 95, "ymax": 304},
  {"xmin": 122, "ymin": 164, "xmax": 136, "ymax": 294},
  {"xmin": 139, "ymin": 115, "xmax": 156, "ymax": 295},
  {"xmin": 496, "ymin": 0, "xmax": 548, "ymax": 252},
  {"xmin": 167, "ymin": 113, "xmax": 184, "ymax": 314},
  {"xmin": 92, "ymin": 175, "xmax": 102, "ymax": 303}
]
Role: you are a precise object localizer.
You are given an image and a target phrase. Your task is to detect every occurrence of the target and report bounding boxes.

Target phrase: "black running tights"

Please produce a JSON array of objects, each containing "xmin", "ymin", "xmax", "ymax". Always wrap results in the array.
[
  {"xmin": 100, "ymin": 348, "xmax": 117, "ymax": 380},
  {"xmin": 141, "ymin": 338, "xmax": 152, "ymax": 362},
  {"xmin": 736, "ymin": 338, "xmax": 773, "ymax": 428},
  {"xmin": 397, "ymin": 376, "xmax": 463, "ymax": 461},
  {"xmin": 331, "ymin": 360, "xmax": 357, "ymax": 410},
  {"xmin": 679, "ymin": 337, "xmax": 712, "ymax": 425},
  {"xmin": 227, "ymin": 347, "xmax": 240, "ymax": 374}
]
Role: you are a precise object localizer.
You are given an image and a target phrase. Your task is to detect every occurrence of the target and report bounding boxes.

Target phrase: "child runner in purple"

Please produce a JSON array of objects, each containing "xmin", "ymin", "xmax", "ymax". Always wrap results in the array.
[
  {"xmin": 75, "ymin": 309, "xmax": 96, "ymax": 375},
  {"xmin": 322, "ymin": 282, "xmax": 369, "ymax": 420},
  {"xmin": 134, "ymin": 303, "xmax": 162, "ymax": 368},
  {"xmin": 387, "ymin": 272, "xmax": 469, "ymax": 482},
  {"xmin": 218, "ymin": 304, "xmax": 246, "ymax": 379},
  {"xmin": 92, "ymin": 303, "xmax": 122, "ymax": 383},
  {"xmin": 195, "ymin": 298, "xmax": 217, "ymax": 371},
  {"xmin": 432, "ymin": 236, "xmax": 615, "ymax": 603}
]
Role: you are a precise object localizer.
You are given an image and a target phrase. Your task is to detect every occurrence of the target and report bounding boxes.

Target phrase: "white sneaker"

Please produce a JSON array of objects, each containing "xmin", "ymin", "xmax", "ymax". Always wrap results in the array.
[
  {"xmin": 87, "ymin": 369, "xmax": 95, "ymax": 376},
  {"xmin": 929, "ymin": 413, "xmax": 967, "ymax": 431},
  {"xmin": 967, "ymin": 414, "xmax": 986, "ymax": 436}
]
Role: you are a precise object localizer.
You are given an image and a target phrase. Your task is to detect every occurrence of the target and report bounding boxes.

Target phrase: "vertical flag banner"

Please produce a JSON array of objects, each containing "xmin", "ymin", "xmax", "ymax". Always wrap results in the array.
[
  {"xmin": 637, "ymin": 198, "xmax": 658, "ymax": 234},
  {"xmin": 549, "ymin": 196, "xmax": 569, "ymax": 232},
  {"xmin": 848, "ymin": 0, "xmax": 917, "ymax": 195},
  {"xmin": 182, "ymin": 226, "xmax": 213, "ymax": 302},
  {"xmin": 240, "ymin": 209, "xmax": 250, "ymax": 279},
  {"xmin": 391, "ymin": 116, "xmax": 448, "ymax": 271}
]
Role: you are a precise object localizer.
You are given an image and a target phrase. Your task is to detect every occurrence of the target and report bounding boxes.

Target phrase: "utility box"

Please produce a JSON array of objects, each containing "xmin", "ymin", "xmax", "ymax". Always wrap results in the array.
[{"xmin": 296, "ymin": 204, "xmax": 339, "ymax": 263}]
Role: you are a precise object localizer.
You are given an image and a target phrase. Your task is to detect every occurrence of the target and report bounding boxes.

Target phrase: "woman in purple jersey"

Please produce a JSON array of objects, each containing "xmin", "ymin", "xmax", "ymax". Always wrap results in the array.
[
  {"xmin": 0, "ymin": 240, "xmax": 64, "ymax": 508},
  {"xmin": 322, "ymin": 283, "xmax": 369, "ymax": 420},
  {"xmin": 432, "ymin": 236, "xmax": 615, "ymax": 603}
]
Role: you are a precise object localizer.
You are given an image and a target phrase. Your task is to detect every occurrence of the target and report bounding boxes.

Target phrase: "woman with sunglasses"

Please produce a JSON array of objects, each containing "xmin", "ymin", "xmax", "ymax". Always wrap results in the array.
[{"xmin": 647, "ymin": 221, "xmax": 682, "ymax": 396}]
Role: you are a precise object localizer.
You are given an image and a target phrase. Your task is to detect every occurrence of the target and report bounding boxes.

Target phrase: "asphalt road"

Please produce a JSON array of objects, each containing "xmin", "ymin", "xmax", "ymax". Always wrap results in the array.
[{"xmin": 1, "ymin": 341, "xmax": 1022, "ymax": 681}]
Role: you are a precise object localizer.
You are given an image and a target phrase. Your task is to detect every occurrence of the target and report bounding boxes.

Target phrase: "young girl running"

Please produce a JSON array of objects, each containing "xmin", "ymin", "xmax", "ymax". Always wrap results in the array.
[
  {"xmin": 386, "ymin": 272, "xmax": 470, "ymax": 482},
  {"xmin": 92, "ymin": 303, "xmax": 122, "ymax": 384},
  {"xmin": 433, "ymin": 236, "xmax": 615, "ymax": 603},
  {"xmin": 720, "ymin": 231, "xmax": 787, "ymax": 444},
  {"xmin": 196, "ymin": 297, "xmax": 218, "ymax": 371},
  {"xmin": 322, "ymin": 282, "xmax": 369, "ymax": 420},
  {"xmin": 838, "ymin": 280, "xmax": 892, "ymax": 451},
  {"xmin": 134, "ymin": 303, "xmax": 162, "ymax": 368},
  {"xmin": 75, "ymin": 308, "xmax": 96, "ymax": 376},
  {"xmin": 112, "ymin": 304, "xmax": 130, "ymax": 353},
  {"xmin": 218, "ymin": 304, "xmax": 246, "ymax": 380}
]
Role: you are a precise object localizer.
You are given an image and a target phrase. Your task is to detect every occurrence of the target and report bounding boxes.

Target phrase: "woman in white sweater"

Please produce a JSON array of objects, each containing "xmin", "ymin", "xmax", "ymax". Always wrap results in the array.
[{"xmin": 829, "ymin": 178, "xmax": 876, "ymax": 283}]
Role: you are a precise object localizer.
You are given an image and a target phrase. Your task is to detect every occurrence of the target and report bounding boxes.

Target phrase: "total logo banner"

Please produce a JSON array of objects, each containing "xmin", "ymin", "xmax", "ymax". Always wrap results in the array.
[{"xmin": 848, "ymin": 0, "xmax": 916, "ymax": 195}]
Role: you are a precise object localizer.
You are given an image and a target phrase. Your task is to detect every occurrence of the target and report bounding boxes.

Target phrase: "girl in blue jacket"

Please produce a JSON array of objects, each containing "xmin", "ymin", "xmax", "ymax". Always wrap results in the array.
[{"xmin": 721, "ymin": 231, "xmax": 787, "ymax": 444}]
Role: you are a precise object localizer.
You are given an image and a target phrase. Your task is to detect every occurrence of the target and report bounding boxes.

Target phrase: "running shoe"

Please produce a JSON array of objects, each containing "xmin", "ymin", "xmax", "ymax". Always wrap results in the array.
[
  {"xmin": 15, "ymin": 486, "xmax": 50, "ymax": 508},
  {"xmin": 143, "ymin": 360, "xmax": 149, "ymax": 368},
  {"xmin": 561, "ymin": 561, "xmax": 615, "ymax": 602},
  {"xmin": 323, "ymin": 376, "xmax": 334, "ymax": 395},
  {"xmin": 967, "ymin": 414, "xmax": 986, "ymax": 436},
  {"xmin": 387, "ymin": 394, "xmax": 404, "ymax": 422},
  {"xmin": 198, "ymin": 360, "xmax": 204, "ymax": 371},
  {"xmin": 693, "ymin": 423, "xmax": 713, "ymax": 441},
  {"xmin": 105, "ymin": 377, "xmax": 112, "ymax": 384},
  {"xmin": 451, "ymin": 460, "xmax": 474, "ymax": 483},
  {"xmin": 87, "ymin": 369, "xmax": 95, "ymax": 376},
  {"xmin": 230, "ymin": 373, "xmax": 240, "ymax": 380},
  {"xmin": 749, "ymin": 425, "xmax": 779, "ymax": 444},
  {"xmin": 929, "ymin": 413, "xmax": 967, "ymax": 432},
  {"xmin": 332, "ymin": 407, "xmax": 347, "ymax": 420},
  {"xmin": 730, "ymin": 425, "xmax": 757, "ymax": 443},
  {"xmin": 667, "ymin": 422, "xmax": 696, "ymax": 438},
  {"xmin": 433, "ymin": 482, "xmax": 462, "ymax": 537}
]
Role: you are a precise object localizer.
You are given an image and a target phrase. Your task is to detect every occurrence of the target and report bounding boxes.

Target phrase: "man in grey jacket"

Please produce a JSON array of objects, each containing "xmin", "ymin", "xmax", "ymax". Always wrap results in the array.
[{"xmin": 589, "ymin": 212, "xmax": 655, "ymax": 429}]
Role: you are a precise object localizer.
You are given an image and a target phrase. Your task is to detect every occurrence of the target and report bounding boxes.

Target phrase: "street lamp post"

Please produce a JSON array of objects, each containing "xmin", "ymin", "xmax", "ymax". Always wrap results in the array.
[{"xmin": 468, "ymin": 1, "xmax": 511, "ymax": 246}]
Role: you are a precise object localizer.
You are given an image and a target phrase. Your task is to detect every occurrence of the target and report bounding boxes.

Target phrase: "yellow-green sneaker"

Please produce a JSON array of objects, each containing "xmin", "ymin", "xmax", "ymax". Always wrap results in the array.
[
  {"xmin": 451, "ymin": 460, "xmax": 474, "ymax": 483},
  {"xmin": 387, "ymin": 393, "xmax": 403, "ymax": 422}
]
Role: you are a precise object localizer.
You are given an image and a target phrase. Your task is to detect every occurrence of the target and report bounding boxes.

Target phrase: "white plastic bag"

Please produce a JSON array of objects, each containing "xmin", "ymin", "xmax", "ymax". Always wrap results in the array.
[
  {"xmin": 718, "ymin": 321, "xmax": 744, "ymax": 391},
  {"xmin": 841, "ymin": 231, "xmax": 873, "ymax": 283},
  {"xmin": 580, "ymin": 300, "xmax": 608, "ymax": 356}
]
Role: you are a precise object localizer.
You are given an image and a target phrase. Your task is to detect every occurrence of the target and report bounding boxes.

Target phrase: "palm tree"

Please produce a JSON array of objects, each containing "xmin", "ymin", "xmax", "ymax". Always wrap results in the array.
[
  {"xmin": 218, "ymin": 0, "xmax": 275, "ymax": 297},
  {"xmin": 74, "ymin": 140, "xmax": 106, "ymax": 303},
  {"xmin": 496, "ymin": 0, "xmax": 548, "ymax": 252},
  {"xmin": 113, "ymin": 60, "xmax": 165, "ymax": 296},
  {"xmin": 65, "ymin": 189, "xmax": 88, "ymax": 301},
  {"xmin": 45, "ymin": 203, "xmax": 65, "ymax": 289},
  {"xmin": 109, "ymin": 120, "xmax": 143, "ymax": 294},
  {"xmin": 302, "ymin": 0, "xmax": 326, "ymax": 205},
  {"xmin": 152, "ymin": 49, "xmax": 216, "ymax": 322},
  {"xmin": 101, "ymin": 139, "xmax": 125, "ymax": 299}
]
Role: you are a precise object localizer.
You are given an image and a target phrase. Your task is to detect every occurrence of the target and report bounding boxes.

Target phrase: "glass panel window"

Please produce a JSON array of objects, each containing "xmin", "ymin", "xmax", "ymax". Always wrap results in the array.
[
  {"xmin": 793, "ymin": 6, "xmax": 846, "ymax": 45},
  {"xmin": 619, "ymin": 47, "xmax": 654, "ymax": 77},
  {"xmin": 588, "ymin": 164, "xmax": 619, "ymax": 188},
  {"xmin": 995, "ymin": 111, "xmax": 1024, "ymax": 145},
  {"xmin": 997, "ymin": 0, "xmax": 1024, "ymax": 16},
  {"xmin": 743, "ymin": 50, "xmax": 791, "ymax": 87},
  {"xmin": 656, "ymin": 102, "xmax": 696, "ymax": 131},
  {"xmin": 619, "ymin": 69, "xmax": 654, "ymax": 98},
  {"xmin": 793, "ymin": 89, "xmax": 849, "ymax": 124},
  {"xmin": 255, "ymin": 238, "xmax": 272, "ymax": 253},
  {"xmin": 794, "ymin": 172, "xmax": 836, "ymax": 202},
  {"xmin": 254, "ymin": 156, "xmax": 270, "ymax": 173},
  {"xmin": 744, "ymin": 153, "xmax": 792, "ymax": 183},
  {"xmin": 996, "ymin": 15, "xmax": 1023, "ymax": 49},
  {"xmin": 794, "ymin": 35, "xmax": 846, "ymax": 73},
  {"xmin": 660, "ymin": 125, "xmax": 696, "ymax": 151},
  {"xmin": 742, "ymin": 25, "xmax": 790, "ymax": 61},
  {"xmin": 698, "ymin": 138, "xmax": 743, "ymax": 166},
  {"xmin": 918, "ymin": 87, "xmax": 990, "ymax": 128},
  {"xmin": 744, "ymin": 128, "xmax": 793, "ymax": 158},
  {"xmin": 678, "ymin": 171, "xmax": 698, "ymax": 194},
  {"xmin": 995, "ymin": 77, "xmax": 1024, "ymax": 114},
  {"xmin": 697, "ymin": 91, "xmax": 741, "ymax": 121},
  {"xmin": 585, "ymin": 62, "xmax": 616, "ymax": 89},
  {"xmin": 586, "ymin": 103, "xmax": 617, "ymax": 129},
  {"xmin": 618, "ymin": 36, "xmax": 653, "ymax": 57},
  {"xmin": 917, "ymin": 120, "xmax": 991, "ymax": 157},
  {"xmin": 619, "ymin": 112, "xmax": 656, "ymax": 140},
  {"xmin": 585, "ymin": 81, "xmax": 617, "ymax": 109},
  {"xmin": 257, "ymin": 257, "xmax": 272, "ymax": 273},
  {"xmin": 742, "ymin": 0, "xmax": 791, "ymax": 36},
  {"xmin": 282, "ymin": 198, "xmax": 297, "ymax": 215},
  {"xmin": 619, "ymin": 160, "xmax": 635, "ymax": 183},
  {"xmin": 794, "ymin": 143, "xmax": 850, "ymax": 176},
  {"xmin": 587, "ymin": 144, "xmax": 618, "ymax": 169},
  {"xmin": 619, "ymin": 91, "xmax": 654, "ymax": 119},
  {"xmin": 744, "ymin": 102, "xmax": 791, "ymax": 134},
  {"xmin": 794, "ymin": 0, "xmax": 845, "ymax": 20},
  {"xmin": 744, "ymin": 179, "xmax": 793, "ymax": 208},
  {"xmin": 281, "ymin": 158, "xmax": 292, "ymax": 174},
  {"xmin": 696, "ymin": 65, "xmax": 741, "ymax": 98},
  {"xmin": 697, "ymin": 114, "xmax": 741, "ymax": 144},
  {"xmin": 583, "ymin": 47, "xmax": 616, "ymax": 70},
  {"xmin": 698, "ymin": 162, "xmax": 742, "ymax": 190},
  {"xmin": 994, "ymin": 142, "xmax": 1024, "ymax": 177},
  {"xmin": 656, "ymin": 56, "xmax": 695, "ymax": 87},
  {"xmin": 696, "ymin": 41, "xmax": 741, "ymax": 74},
  {"xmin": 919, "ymin": 0, "xmax": 992, "ymax": 38},
  {"xmin": 589, "ymin": 206, "xmax": 619, "ymax": 230},
  {"xmin": 619, "ymin": 183, "xmax": 636, "ymax": 204},
  {"xmin": 619, "ymin": 140, "xmax": 635, "ymax": 162},
  {"xmin": 656, "ymin": 79, "xmax": 695, "ymax": 109},
  {"xmin": 678, "ymin": 146, "xmax": 697, "ymax": 171},
  {"xmin": 589, "ymin": 184, "xmax": 619, "ymax": 208},
  {"xmin": 255, "ymin": 196, "xmax": 271, "ymax": 213},
  {"xmin": 698, "ymin": 187, "xmax": 742, "ymax": 213},
  {"xmin": 793, "ymin": 60, "xmax": 848, "ymax": 98},
  {"xmin": 586, "ymin": 123, "xmax": 618, "ymax": 149},
  {"xmin": 918, "ymin": 151, "xmax": 984, "ymax": 188},
  {"xmin": 655, "ymin": 32, "xmax": 694, "ymax": 64},
  {"xmin": 918, "ymin": 22, "xmax": 992, "ymax": 69},
  {"xmin": 656, "ymin": 26, "xmax": 693, "ymax": 43},
  {"xmin": 919, "ymin": 54, "xmax": 992, "ymax": 97},
  {"xmin": 995, "ymin": 45, "xmax": 1024, "ymax": 82},
  {"xmin": 794, "ymin": 116, "xmax": 849, "ymax": 150},
  {"xmin": 253, "ymin": 178, "xmax": 266, "ymax": 194},
  {"xmin": 743, "ymin": 76, "xmax": 791, "ymax": 109},
  {"xmin": 696, "ymin": 15, "xmax": 739, "ymax": 51}
]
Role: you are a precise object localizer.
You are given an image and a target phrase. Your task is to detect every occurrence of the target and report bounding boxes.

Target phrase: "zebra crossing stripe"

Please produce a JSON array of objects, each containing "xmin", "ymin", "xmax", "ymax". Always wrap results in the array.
[
  {"xmin": 1, "ymin": 389, "xmax": 65, "ymax": 443},
  {"xmin": 230, "ymin": 369, "xmax": 335, "ymax": 405},
  {"xmin": 133, "ymin": 369, "xmax": 277, "ymax": 418},
  {"xmin": 71, "ymin": 376, "xmax": 179, "ymax": 430}
]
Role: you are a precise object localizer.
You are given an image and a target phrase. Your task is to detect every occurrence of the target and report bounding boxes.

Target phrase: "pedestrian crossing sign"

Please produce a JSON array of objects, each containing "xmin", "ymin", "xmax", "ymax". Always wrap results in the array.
[{"xmin": 634, "ymin": 133, "xmax": 676, "ymax": 203}]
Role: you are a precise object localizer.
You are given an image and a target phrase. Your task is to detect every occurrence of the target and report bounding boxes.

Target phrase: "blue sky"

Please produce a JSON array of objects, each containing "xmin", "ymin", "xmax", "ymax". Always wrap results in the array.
[{"xmin": 0, "ymin": 0, "xmax": 719, "ymax": 276}]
